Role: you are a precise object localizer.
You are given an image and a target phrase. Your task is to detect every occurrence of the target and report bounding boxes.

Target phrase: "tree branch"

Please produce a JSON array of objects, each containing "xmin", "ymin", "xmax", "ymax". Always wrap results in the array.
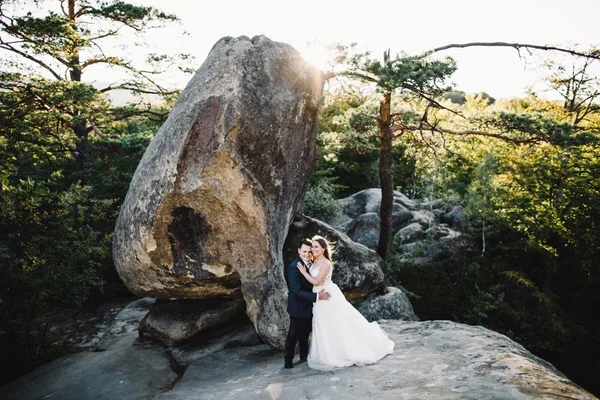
[
  {"xmin": 81, "ymin": 56, "xmax": 122, "ymax": 69},
  {"xmin": 392, "ymin": 122, "xmax": 540, "ymax": 144},
  {"xmin": 428, "ymin": 42, "xmax": 600, "ymax": 61},
  {"xmin": 88, "ymin": 119, "xmax": 119, "ymax": 138},
  {"xmin": 88, "ymin": 28, "xmax": 121, "ymax": 42},
  {"xmin": 60, "ymin": 0, "xmax": 68, "ymax": 17},
  {"xmin": 0, "ymin": 38, "xmax": 62, "ymax": 80},
  {"xmin": 339, "ymin": 70, "xmax": 379, "ymax": 84},
  {"xmin": 99, "ymin": 82, "xmax": 176, "ymax": 95}
]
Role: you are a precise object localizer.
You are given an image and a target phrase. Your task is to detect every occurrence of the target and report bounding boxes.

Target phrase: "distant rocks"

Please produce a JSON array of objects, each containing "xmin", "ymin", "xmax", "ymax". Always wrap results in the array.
[{"xmin": 329, "ymin": 189, "xmax": 468, "ymax": 264}]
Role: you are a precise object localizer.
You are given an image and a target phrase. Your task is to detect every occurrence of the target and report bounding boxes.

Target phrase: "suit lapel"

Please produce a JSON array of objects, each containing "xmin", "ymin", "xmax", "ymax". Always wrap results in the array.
[{"xmin": 298, "ymin": 257, "xmax": 313, "ymax": 286}]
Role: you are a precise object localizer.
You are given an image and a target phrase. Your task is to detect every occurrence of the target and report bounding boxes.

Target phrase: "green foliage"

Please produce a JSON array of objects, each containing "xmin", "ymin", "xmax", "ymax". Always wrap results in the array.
[
  {"xmin": 0, "ymin": 0, "xmax": 192, "ymax": 169},
  {"xmin": 385, "ymin": 256, "xmax": 494, "ymax": 324},
  {"xmin": 0, "ymin": 0, "xmax": 184, "ymax": 386},
  {"xmin": 301, "ymin": 180, "xmax": 342, "ymax": 222},
  {"xmin": 312, "ymin": 91, "xmax": 421, "ymax": 198},
  {"xmin": 0, "ymin": 120, "xmax": 155, "ymax": 382},
  {"xmin": 0, "ymin": 179, "xmax": 116, "ymax": 380},
  {"xmin": 0, "ymin": 0, "xmax": 189, "ymax": 84},
  {"xmin": 442, "ymin": 90, "xmax": 495, "ymax": 106},
  {"xmin": 442, "ymin": 90, "xmax": 467, "ymax": 104},
  {"xmin": 343, "ymin": 50, "xmax": 457, "ymax": 94},
  {"xmin": 68, "ymin": 128, "xmax": 155, "ymax": 200},
  {"xmin": 0, "ymin": 72, "xmax": 110, "ymax": 165},
  {"xmin": 377, "ymin": 85, "xmax": 600, "ymax": 393}
]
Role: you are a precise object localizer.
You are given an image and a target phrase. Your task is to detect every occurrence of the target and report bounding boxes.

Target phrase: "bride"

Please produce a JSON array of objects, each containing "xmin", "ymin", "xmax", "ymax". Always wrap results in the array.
[{"xmin": 297, "ymin": 235, "xmax": 395, "ymax": 371}]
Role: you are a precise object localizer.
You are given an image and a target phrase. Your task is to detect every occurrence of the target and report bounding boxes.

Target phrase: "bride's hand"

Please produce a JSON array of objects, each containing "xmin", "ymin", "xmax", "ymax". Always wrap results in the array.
[{"xmin": 297, "ymin": 262, "xmax": 307, "ymax": 274}]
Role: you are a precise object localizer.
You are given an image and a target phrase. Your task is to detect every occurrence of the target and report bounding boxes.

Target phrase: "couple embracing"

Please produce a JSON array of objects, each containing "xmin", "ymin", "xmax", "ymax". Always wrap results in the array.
[{"xmin": 284, "ymin": 235, "xmax": 394, "ymax": 370}]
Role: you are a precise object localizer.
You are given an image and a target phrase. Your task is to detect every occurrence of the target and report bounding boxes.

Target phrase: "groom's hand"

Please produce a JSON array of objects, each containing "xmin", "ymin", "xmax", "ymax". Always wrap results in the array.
[{"xmin": 318, "ymin": 289, "xmax": 331, "ymax": 300}]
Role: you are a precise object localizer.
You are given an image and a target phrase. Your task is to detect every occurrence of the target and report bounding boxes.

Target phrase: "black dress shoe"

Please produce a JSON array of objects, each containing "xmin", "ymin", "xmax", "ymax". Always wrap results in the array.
[
  {"xmin": 284, "ymin": 361, "xmax": 294, "ymax": 369},
  {"xmin": 299, "ymin": 356, "xmax": 307, "ymax": 362}
]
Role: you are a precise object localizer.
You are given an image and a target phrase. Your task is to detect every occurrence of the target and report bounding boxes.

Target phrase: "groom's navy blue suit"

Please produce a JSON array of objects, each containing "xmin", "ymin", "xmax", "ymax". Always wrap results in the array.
[{"xmin": 284, "ymin": 256, "xmax": 317, "ymax": 364}]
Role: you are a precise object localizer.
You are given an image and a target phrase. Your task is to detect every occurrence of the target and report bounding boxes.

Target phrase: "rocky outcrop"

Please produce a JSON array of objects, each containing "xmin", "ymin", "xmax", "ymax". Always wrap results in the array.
[
  {"xmin": 397, "ymin": 222, "xmax": 427, "ymax": 244},
  {"xmin": 112, "ymin": 35, "xmax": 324, "ymax": 348},
  {"xmin": 156, "ymin": 320, "xmax": 595, "ymax": 400},
  {"xmin": 284, "ymin": 214, "xmax": 384, "ymax": 302},
  {"xmin": 441, "ymin": 205, "xmax": 467, "ymax": 228},
  {"xmin": 410, "ymin": 209, "xmax": 436, "ymax": 229},
  {"xmin": 332, "ymin": 189, "xmax": 467, "ymax": 264},
  {"xmin": 342, "ymin": 212, "xmax": 380, "ymax": 249},
  {"xmin": 333, "ymin": 188, "xmax": 415, "ymax": 227},
  {"xmin": 356, "ymin": 286, "xmax": 419, "ymax": 322},
  {"xmin": 138, "ymin": 296, "xmax": 246, "ymax": 345},
  {"xmin": 5, "ymin": 317, "xmax": 595, "ymax": 399}
]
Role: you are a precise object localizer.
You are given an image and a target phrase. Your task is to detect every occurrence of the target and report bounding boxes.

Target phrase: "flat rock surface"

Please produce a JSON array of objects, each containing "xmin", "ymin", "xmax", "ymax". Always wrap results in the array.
[
  {"xmin": 0, "ymin": 332, "xmax": 174, "ymax": 400},
  {"xmin": 155, "ymin": 320, "xmax": 595, "ymax": 400},
  {"xmin": 1, "ymin": 320, "xmax": 595, "ymax": 400}
]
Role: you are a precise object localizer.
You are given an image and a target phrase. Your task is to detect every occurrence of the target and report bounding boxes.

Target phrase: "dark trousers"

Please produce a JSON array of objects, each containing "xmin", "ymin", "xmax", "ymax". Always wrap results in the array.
[{"xmin": 284, "ymin": 316, "xmax": 312, "ymax": 361}]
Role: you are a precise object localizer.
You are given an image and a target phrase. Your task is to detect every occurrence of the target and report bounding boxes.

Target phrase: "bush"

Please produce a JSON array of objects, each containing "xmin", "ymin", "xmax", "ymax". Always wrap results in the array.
[
  {"xmin": 301, "ymin": 182, "xmax": 342, "ymax": 222},
  {"xmin": 0, "ymin": 179, "xmax": 116, "ymax": 383}
]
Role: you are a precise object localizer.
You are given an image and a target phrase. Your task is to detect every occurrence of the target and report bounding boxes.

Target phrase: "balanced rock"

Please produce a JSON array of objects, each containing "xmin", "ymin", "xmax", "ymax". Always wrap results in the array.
[
  {"xmin": 284, "ymin": 214, "xmax": 384, "ymax": 302},
  {"xmin": 112, "ymin": 35, "xmax": 324, "ymax": 348}
]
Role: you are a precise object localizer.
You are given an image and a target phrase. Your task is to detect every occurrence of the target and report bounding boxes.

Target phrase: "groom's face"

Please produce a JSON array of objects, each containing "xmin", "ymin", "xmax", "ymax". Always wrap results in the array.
[{"xmin": 298, "ymin": 244, "xmax": 311, "ymax": 263}]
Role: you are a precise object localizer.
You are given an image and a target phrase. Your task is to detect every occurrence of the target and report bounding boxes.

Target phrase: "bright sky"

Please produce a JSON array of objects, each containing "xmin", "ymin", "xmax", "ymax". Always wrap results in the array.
[{"xmin": 91, "ymin": 0, "xmax": 600, "ymax": 99}]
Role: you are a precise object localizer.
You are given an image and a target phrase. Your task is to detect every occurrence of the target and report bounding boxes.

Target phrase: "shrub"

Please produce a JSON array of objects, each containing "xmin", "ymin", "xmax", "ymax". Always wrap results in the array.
[{"xmin": 301, "ymin": 182, "xmax": 342, "ymax": 222}]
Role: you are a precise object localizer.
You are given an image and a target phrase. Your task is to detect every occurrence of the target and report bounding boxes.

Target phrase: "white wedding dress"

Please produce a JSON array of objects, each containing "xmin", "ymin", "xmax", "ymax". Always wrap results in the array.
[{"xmin": 307, "ymin": 262, "xmax": 395, "ymax": 371}]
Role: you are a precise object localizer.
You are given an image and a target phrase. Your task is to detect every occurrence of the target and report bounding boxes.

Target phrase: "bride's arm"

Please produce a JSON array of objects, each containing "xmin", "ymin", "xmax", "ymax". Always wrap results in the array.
[{"xmin": 298, "ymin": 261, "xmax": 331, "ymax": 286}]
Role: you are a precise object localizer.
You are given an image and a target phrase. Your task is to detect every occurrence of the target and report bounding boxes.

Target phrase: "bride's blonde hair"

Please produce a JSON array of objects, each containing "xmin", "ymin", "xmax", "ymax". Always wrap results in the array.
[{"xmin": 312, "ymin": 235, "xmax": 335, "ymax": 264}]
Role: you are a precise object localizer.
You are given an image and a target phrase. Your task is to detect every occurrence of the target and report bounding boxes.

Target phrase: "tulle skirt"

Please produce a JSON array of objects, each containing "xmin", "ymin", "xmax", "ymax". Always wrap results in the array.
[{"xmin": 307, "ymin": 281, "xmax": 395, "ymax": 371}]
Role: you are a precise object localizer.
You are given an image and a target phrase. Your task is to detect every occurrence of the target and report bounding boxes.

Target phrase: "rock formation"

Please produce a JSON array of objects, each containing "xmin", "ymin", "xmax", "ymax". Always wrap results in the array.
[
  {"xmin": 112, "ymin": 35, "xmax": 325, "ymax": 348},
  {"xmin": 138, "ymin": 296, "xmax": 246, "ymax": 345},
  {"xmin": 356, "ymin": 286, "xmax": 419, "ymax": 322},
  {"xmin": 330, "ymin": 188, "xmax": 467, "ymax": 263},
  {"xmin": 3, "ymin": 308, "xmax": 595, "ymax": 400}
]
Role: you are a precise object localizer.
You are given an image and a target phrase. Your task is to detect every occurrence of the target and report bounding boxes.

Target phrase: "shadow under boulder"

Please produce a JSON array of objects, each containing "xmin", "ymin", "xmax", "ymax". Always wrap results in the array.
[{"xmin": 139, "ymin": 296, "xmax": 246, "ymax": 346}]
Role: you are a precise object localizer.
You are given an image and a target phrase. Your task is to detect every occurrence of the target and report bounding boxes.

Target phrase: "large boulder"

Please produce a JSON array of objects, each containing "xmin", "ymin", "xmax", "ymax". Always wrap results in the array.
[
  {"xmin": 441, "ymin": 205, "xmax": 467, "ymax": 228},
  {"xmin": 283, "ymin": 214, "xmax": 385, "ymax": 302},
  {"xmin": 112, "ymin": 35, "xmax": 325, "ymax": 348},
  {"xmin": 356, "ymin": 286, "xmax": 419, "ymax": 322},
  {"xmin": 343, "ymin": 212, "xmax": 380, "ymax": 249},
  {"xmin": 168, "ymin": 317, "xmax": 261, "ymax": 370},
  {"xmin": 396, "ymin": 222, "xmax": 426, "ymax": 244}
]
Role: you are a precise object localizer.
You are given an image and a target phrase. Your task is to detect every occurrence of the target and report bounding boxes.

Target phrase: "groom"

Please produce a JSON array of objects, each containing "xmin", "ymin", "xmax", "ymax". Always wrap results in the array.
[{"xmin": 284, "ymin": 238, "xmax": 330, "ymax": 369}]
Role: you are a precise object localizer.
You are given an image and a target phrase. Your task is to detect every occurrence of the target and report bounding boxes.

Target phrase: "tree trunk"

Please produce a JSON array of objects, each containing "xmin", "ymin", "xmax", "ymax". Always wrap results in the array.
[
  {"xmin": 377, "ymin": 91, "xmax": 393, "ymax": 258},
  {"xmin": 72, "ymin": 117, "xmax": 89, "ymax": 169},
  {"xmin": 68, "ymin": 0, "xmax": 88, "ymax": 169}
]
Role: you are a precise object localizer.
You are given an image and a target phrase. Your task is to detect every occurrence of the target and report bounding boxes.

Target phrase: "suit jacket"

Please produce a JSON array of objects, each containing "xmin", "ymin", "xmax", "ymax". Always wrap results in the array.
[{"xmin": 286, "ymin": 256, "xmax": 317, "ymax": 318}]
